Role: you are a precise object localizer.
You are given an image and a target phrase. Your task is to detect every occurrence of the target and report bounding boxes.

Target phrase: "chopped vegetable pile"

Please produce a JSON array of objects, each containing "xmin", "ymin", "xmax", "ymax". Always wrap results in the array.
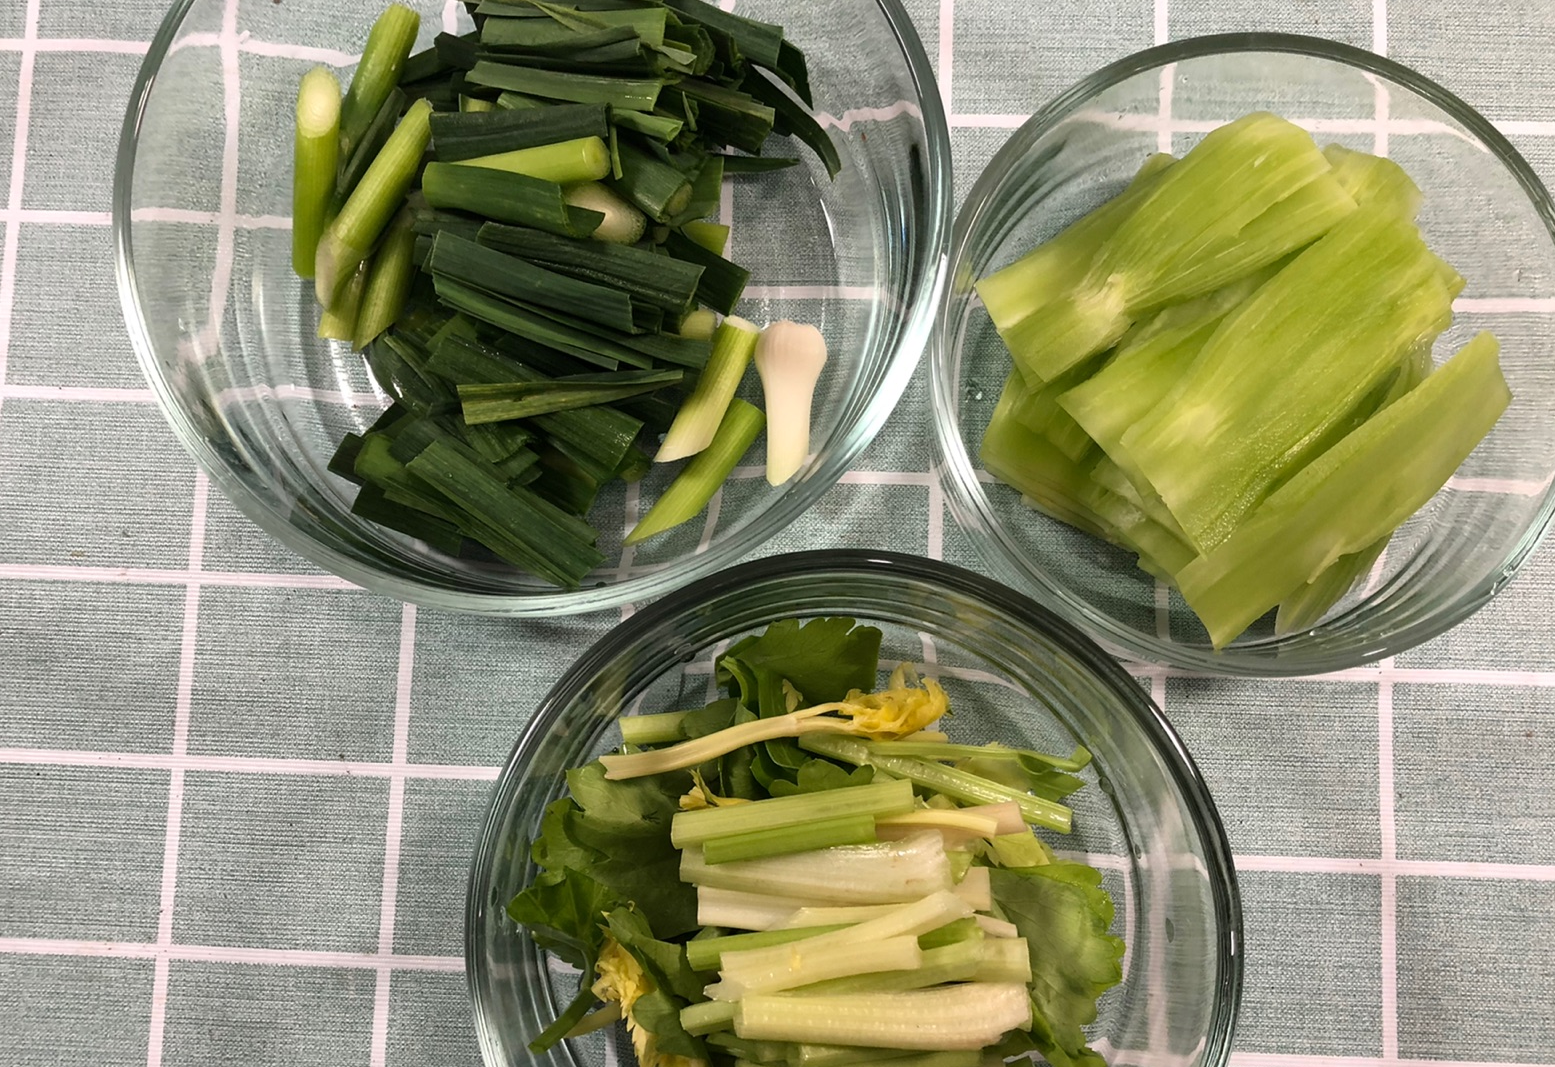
[
  {"xmin": 975, "ymin": 112, "xmax": 1512, "ymax": 648},
  {"xmin": 510, "ymin": 617, "xmax": 1125, "ymax": 1067},
  {"xmin": 292, "ymin": 1, "xmax": 837, "ymax": 585}
]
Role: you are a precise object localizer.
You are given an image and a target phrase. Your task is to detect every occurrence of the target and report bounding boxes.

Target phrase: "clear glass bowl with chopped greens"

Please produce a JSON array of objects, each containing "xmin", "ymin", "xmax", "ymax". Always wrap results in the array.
[
  {"xmin": 114, "ymin": 0, "xmax": 949, "ymax": 615},
  {"xmin": 466, "ymin": 550, "xmax": 1243, "ymax": 1067},
  {"xmin": 931, "ymin": 33, "xmax": 1555, "ymax": 676}
]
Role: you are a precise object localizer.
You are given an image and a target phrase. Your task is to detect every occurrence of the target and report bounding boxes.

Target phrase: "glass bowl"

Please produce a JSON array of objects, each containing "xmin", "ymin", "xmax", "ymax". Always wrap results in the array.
[
  {"xmin": 931, "ymin": 33, "xmax": 1555, "ymax": 676},
  {"xmin": 466, "ymin": 550, "xmax": 1243, "ymax": 1067},
  {"xmin": 114, "ymin": 0, "xmax": 949, "ymax": 615}
]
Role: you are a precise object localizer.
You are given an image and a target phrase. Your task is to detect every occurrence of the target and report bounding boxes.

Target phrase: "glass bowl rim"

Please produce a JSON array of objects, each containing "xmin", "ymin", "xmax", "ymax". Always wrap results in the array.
[
  {"xmin": 463, "ymin": 548, "xmax": 1245, "ymax": 1067},
  {"xmin": 112, "ymin": 0, "xmax": 955, "ymax": 617},
  {"xmin": 930, "ymin": 31, "xmax": 1555, "ymax": 676}
]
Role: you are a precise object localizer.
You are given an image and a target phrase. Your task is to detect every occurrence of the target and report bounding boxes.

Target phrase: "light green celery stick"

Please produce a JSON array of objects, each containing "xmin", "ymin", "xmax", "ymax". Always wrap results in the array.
[
  {"xmin": 705, "ymin": 935, "xmax": 922, "ymax": 1001},
  {"xmin": 681, "ymin": 836, "xmax": 956, "ymax": 905},
  {"xmin": 706, "ymin": 1034, "xmax": 791, "ymax": 1065},
  {"xmin": 291, "ymin": 66, "xmax": 341, "ymax": 279},
  {"xmin": 1007, "ymin": 113, "xmax": 1342, "ymax": 381},
  {"xmin": 655, "ymin": 317, "xmax": 762, "ymax": 461},
  {"xmin": 681, "ymin": 999, "xmax": 737, "ymax": 1036},
  {"xmin": 999, "ymin": 367, "xmax": 1096, "ymax": 463},
  {"xmin": 979, "ymin": 373, "xmax": 1113, "ymax": 543},
  {"xmin": 697, "ymin": 886, "xmax": 815, "ymax": 930},
  {"xmin": 701, "ymin": 813, "xmax": 878, "ymax": 864},
  {"xmin": 794, "ymin": 938, "xmax": 984, "ymax": 996},
  {"xmin": 353, "ymin": 211, "xmax": 416, "ymax": 350},
  {"xmin": 338, "ymin": 3, "xmax": 420, "ymax": 160},
  {"xmin": 672, "ymin": 779, "xmax": 914, "ymax": 848},
  {"xmin": 1119, "ymin": 207, "xmax": 1453, "ymax": 553},
  {"xmin": 317, "ymin": 260, "xmax": 368, "ymax": 341},
  {"xmin": 1324, "ymin": 143, "xmax": 1424, "ymax": 218},
  {"xmin": 799, "ymin": 734, "xmax": 1073, "ymax": 833},
  {"xmin": 975, "ymin": 937, "xmax": 1033, "ymax": 983},
  {"xmin": 627, "ymin": 398, "xmax": 764, "ymax": 543},
  {"xmin": 455, "ymin": 135, "xmax": 611, "ymax": 184},
  {"xmin": 686, "ymin": 925, "xmax": 850, "ymax": 972},
  {"xmin": 617, "ymin": 708, "xmax": 693, "ymax": 746},
  {"xmin": 316, "ymin": 98, "xmax": 433, "ymax": 304},
  {"xmin": 792, "ymin": 1045, "xmax": 918, "ymax": 1067},
  {"xmin": 1177, "ymin": 332, "xmax": 1508, "ymax": 648},
  {"xmin": 1273, "ymin": 341, "xmax": 1436, "ymax": 635},
  {"xmin": 735, "ymin": 983, "xmax": 1032, "ymax": 1051},
  {"xmin": 975, "ymin": 151, "xmax": 1177, "ymax": 331}
]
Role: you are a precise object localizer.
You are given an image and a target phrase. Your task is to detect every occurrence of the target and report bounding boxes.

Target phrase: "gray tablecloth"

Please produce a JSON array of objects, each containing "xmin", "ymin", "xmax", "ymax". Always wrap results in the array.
[{"xmin": 3, "ymin": 0, "xmax": 1554, "ymax": 1065}]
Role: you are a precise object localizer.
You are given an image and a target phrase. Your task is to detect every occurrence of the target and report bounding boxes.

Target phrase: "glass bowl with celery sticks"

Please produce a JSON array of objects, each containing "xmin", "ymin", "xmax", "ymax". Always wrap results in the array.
[
  {"xmin": 467, "ymin": 550, "xmax": 1242, "ymax": 1067},
  {"xmin": 930, "ymin": 33, "xmax": 1555, "ymax": 676},
  {"xmin": 115, "ymin": 0, "xmax": 948, "ymax": 615}
]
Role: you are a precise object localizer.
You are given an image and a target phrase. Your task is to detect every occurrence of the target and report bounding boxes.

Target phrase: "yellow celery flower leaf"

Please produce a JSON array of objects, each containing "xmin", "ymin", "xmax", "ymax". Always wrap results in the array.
[
  {"xmin": 832, "ymin": 663, "xmax": 949, "ymax": 739},
  {"xmin": 591, "ymin": 934, "xmax": 705, "ymax": 1067}
]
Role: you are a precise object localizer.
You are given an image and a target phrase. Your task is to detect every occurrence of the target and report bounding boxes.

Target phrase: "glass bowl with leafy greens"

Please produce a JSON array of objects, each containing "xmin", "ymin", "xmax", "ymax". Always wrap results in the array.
[
  {"xmin": 466, "ymin": 550, "xmax": 1242, "ymax": 1067},
  {"xmin": 115, "ymin": 0, "xmax": 948, "ymax": 615},
  {"xmin": 931, "ymin": 34, "xmax": 1555, "ymax": 675}
]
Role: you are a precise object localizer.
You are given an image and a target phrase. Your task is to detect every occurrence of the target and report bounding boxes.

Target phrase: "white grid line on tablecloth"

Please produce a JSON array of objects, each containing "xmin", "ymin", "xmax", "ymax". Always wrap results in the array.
[
  {"xmin": 369, "ymin": 604, "xmax": 418, "ymax": 1067},
  {"xmin": 143, "ymin": 471, "xmax": 208, "ymax": 1067},
  {"xmin": 0, "ymin": 0, "xmax": 39, "ymax": 428}
]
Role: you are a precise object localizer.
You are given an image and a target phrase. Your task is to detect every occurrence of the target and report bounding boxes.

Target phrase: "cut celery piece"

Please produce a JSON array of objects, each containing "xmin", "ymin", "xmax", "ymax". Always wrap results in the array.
[
  {"xmin": 681, "ymin": 999, "xmax": 737, "ymax": 1036},
  {"xmin": 975, "ymin": 152, "xmax": 1177, "ymax": 332},
  {"xmin": 979, "ymin": 374, "xmax": 1114, "ymax": 543},
  {"xmin": 1058, "ymin": 268, "xmax": 1270, "ymax": 457},
  {"xmin": 672, "ymin": 779, "xmax": 915, "ymax": 848},
  {"xmin": 701, "ymin": 814, "xmax": 879, "ymax": 865},
  {"xmin": 686, "ymin": 925, "xmax": 849, "ymax": 973},
  {"xmin": 1273, "ymin": 341, "xmax": 1436, "ymax": 635},
  {"xmin": 617, "ymin": 708, "xmax": 692, "ymax": 746},
  {"xmin": 999, "ymin": 368, "xmax": 1096, "ymax": 464},
  {"xmin": 1177, "ymin": 332, "xmax": 1508, "ymax": 648},
  {"xmin": 1119, "ymin": 206, "xmax": 1455, "ymax": 553},
  {"xmin": 680, "ymin": 832, "xmax": 954, "ymax": 905},
  {"xmin": 792, "ymin": 1045, "xmax": 920, "ymax": 1067},
  {"xmin": 734, "ymin": 983, "xmax": 1032, "ymax": 1051},
  {"xmin": 707, "ymin": 934, "xmax": 922, "ymax": 1000},
  {"xmin": 1324, "ymin": 143, "xmax": 1424, "ymax": 218},
  {"xmin": 795, "ymin": 937, "xmax": 984, "ymax": 996},
  {"xmin": 1006, "ymin": 113, "xmax": 1344, "ymax": 381}
]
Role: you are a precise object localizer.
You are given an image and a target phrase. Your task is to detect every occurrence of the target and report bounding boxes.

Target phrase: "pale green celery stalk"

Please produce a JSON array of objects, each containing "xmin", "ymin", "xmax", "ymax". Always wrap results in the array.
[
  {"xmin": 735, "ymin": 983, "xmax": 1033, "ymax": 1051},
  {"xmin": 975, "ymin": 151, "xmax": 1177, "ymax": 331},
  {"xmin": 716, "ymin": 892, "xmax": 974, "ymax": 1000},
  {"xmin": 979, "ymin": 373, "xmax": 1115, "ymax": 544},
  {"xmin": 794, "ymin": 938, "xmax": 984, "ymax": 996},
  {"xmin": 292, "ymin": 66, "xmax": 341, "ymax": 279},
  {"xmin": 1006, "ymin": 112, "xmax": 1338, "ymax": 381},
  {"xmin": 338, "ymin": 3, "xmax": 419, "ymax": 160},
  {"xmin": 999, "ymin": 367, "xmax": 1096, "ymax": 463},
  {"xmin": 626, "ymin": 398, "xmax": 764, "ymax": 543},
  {"xmin": 687, "ymin": 925, "xmax": 850, "ymax": 973},
  {"xmin": 617, "ymin": 708, "xmax": 693, "ymax": 746},
  {"xmin": 702, "ymin": 813, "xmax": 879, "ymax": 865},
  {"xmin": 799, "ymin": 734, "xmax": 1074, "ymax": 833},
  {"xmin": 1125, "ymin": 169, "xmax": 1355, "ymax": 311},
  {"xmin": 1081, "ymin": 487, "xmax": 1198, "ymax": 579},
  {"xmin": 874, "ymin": 808, "xmax": 1002, "ymax": 842},
  {"xmin": 1119, "ymin": 207, "xmax": 1452, "ymax": 554},
  {"xmin": 974, "ymin": 937, "xmax": 1032, "ymax": 983},
  {"xmin": 681, "ymin": 834, "xmax": 955, "ymax": 905},
  {"xmin": 870, "ymin": 741, "xmax": 1090, "ymax": 772},
  {"xmin": 915, "ymin": 916, "xmax": 982, "ymax": 950},
  {"xmin": 655, "ymin": 316, "xmax": 762, "ymax": 461},
  {"xmin": 1177, "ymin": 332, "xmax": 1508, "ymax": 648},
  {"xmin": 682, "ymin": 999, "xmax": 737, "ymax": 1036},
  {"xmin": 317, "ymin": 260, "xmax": 368, "ymax": 340},
  {"xmin": 705, "ymin": 935, "xmax": 922, "ymax": 1001},
  {"xmin": 947, "ymin": 851, "xmax": 974, "ymax": 883},
  {"xmin": 1088, "ymin": 456, "xmax": 1193, "ymax": 545},
  {"xmin": 684, "ymin": 220, "xmax": 731, "ymax": 255},
  {"xmin": 455, "ymin": 135, "xmax": 612, "ymax": 184},
  {"xmin": 1323, "ymin": 143, "xmax": 1423, "ymax": 218},
  {"xmin": 697, "ymin": 886, "xmax": 819, "ymax": 930},
  {"xmin": 791, "ymin": 1045, "xmax": 918, "ymax": 1067},
  {"xmin": 600, "ymin": 703, "xmax": 848, "ymax": 779},
  {"xmin": 706, "ymin": 1034, "xmax": 793, "ymax": 1064},
  {"xmin": 777, "ymin": 903, "xmax": 913, "ymax": 929},
  {"xmin": 353, "ymin": 211, "xmax": 416, "ymax": 350},
  {"xmin": 1273, "ymin": 341, "xmax": 1436, "ymax": 635},
  {"xmin": 316, "ymin": 98, "xmax": 433, "ymax": 304},
  {"xmin": 672, "ymin": 780, "xmax": 915, "ymax": 848},
  {"xmin": 1058, "ymin": 267, "xmax": 1272, "ymax": 456}
]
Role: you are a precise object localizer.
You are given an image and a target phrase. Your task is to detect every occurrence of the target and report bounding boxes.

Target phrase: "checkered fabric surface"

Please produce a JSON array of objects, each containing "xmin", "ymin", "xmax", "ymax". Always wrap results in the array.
[{"xmin": 2, "ymin": 0, "xmax": 1555, "ymax": 1065}]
